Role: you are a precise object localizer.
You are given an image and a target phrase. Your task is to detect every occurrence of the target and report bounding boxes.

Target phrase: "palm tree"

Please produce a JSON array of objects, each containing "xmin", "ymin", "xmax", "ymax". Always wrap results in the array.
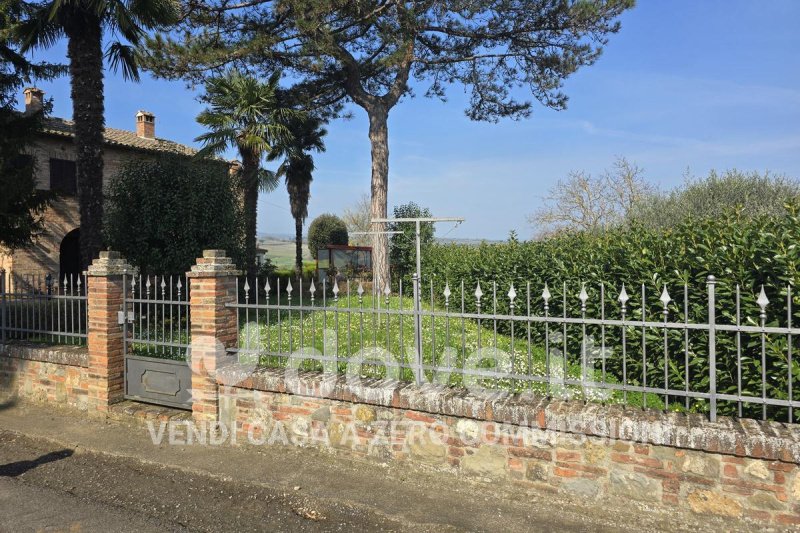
[
  {"xmin": 269, "ymin": 115, "xmax": 326, "ymax": 278},
  {"xmin": 19, "ymin": 0, "xmax": 178, "ymax": 269},
  {"xmin": 195, "ymin": 70, "xmax": 297, "ymax": 278}
]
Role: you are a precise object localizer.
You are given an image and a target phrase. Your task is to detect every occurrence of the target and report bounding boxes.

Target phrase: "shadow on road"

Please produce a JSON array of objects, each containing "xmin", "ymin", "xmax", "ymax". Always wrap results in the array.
[
  {"xmin": 0, "ymin": 448, "xmax": 74, "ymax": 477},
  {"xmin": 0, "ymin": 395, "xmax": 18, "ymax": 412}
]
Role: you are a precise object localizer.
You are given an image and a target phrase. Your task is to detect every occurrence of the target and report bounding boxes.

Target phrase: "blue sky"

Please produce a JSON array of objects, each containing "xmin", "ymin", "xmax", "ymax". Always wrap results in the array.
[{"xmin": 20, "ymin": 1, "xmax": 800, "ymax": 240}]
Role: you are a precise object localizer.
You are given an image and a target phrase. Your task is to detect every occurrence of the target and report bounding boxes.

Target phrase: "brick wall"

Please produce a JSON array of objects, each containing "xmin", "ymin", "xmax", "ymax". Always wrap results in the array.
[
  {"xmin": 0, "ymin": 343, "xmax": 89, "ymax": 411},
  {"xmin": 217, "ymin": 368, "xmax": 800, "ymax": 526}
]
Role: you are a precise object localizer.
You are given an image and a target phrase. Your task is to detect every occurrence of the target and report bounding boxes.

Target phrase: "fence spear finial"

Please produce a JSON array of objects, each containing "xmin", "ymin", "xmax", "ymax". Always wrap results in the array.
[
  {"xmin": 659, "ymin": 284, "xmax": 671, "ymax": 306},
  {"xmin": 757, "ymin": 285, "xmax": 769, "ymax": 320},
  {"xmin": 660, "ymin": 284, "xmax": 671, "ymax": 318},
  {"xmin": 618, "ymin": 284, "xmax": 629, "ymax": 310}
]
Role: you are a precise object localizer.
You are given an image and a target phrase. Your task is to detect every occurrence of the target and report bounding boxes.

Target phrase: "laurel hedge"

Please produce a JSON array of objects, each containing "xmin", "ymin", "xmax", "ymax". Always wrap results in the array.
[
  {"xmin": 422, "ymin": 204, "xmax": 800, "ymax": 421},
  {"xmin": 105, "ymin": 154, "xmax": 244, "ymax": 276}
]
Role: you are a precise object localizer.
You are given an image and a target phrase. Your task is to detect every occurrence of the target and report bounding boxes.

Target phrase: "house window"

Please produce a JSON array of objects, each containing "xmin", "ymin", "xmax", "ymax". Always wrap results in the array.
[{"xmin": 50, "ymin": 158, "xmax": 77, "ymax": 195}]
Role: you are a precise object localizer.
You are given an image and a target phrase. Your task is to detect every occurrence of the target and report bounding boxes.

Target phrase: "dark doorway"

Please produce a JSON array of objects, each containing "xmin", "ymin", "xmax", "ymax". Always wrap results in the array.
[{"xmin": 59, "ymin": 229, "xmax": 81, "ymax": 281}]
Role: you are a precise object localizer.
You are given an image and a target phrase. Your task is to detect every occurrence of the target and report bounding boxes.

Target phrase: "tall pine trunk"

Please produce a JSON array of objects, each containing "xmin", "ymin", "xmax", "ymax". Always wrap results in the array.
[
  {"xmin": 241, "ymin": 150, "xmax": 260, "ymax": 279},
  {"xmin": 294, "ymin": 217, "xmax": 303, "ymax": 279},
  {"xmin": 368, "ymin": 106, "xmax": 390, "ymax": 287},
  {"xmin": 66, "ymin": 17, "xmax": 104, "ymax": 270}
]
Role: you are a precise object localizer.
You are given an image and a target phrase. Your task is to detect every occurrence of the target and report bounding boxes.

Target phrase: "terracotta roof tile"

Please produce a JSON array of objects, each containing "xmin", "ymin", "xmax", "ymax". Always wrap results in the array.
[{"xmin": 41, "ymin": 117, "xmax": 197, "ymax": 156}]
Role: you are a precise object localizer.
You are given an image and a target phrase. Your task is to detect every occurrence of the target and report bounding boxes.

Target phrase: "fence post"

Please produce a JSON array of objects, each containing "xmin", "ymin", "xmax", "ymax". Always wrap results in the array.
[
  {"xmin": 412, "ymin": 273, "xmax": 423, "ymax": 385},
  {"xmin": 86, "ymin": 251, "xmax": 133, "ymax": 414},
  {"xmin": 707, "ymin": 275, "xmax": 717, "ymax": 422},
  {"xmin": 187, "ymin": 250, "xmax": 240, "ymax": 423},
  {"xmin": 0, "ymin": 268, "xmax": 6, "ymax": 346}
]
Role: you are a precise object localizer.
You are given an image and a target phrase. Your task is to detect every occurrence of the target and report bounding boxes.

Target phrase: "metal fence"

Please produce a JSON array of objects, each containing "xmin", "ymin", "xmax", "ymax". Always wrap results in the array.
[
  {"xmin": 123, "ymin": 274, "xmax": 190, "ymax": 360},
  {"xmin": 0, "ymin": 270, "xmax": 87, "ymax": 345},
  {"xmin": 227, "ymin": 274, "xmax": 800, "ymax": 424}
]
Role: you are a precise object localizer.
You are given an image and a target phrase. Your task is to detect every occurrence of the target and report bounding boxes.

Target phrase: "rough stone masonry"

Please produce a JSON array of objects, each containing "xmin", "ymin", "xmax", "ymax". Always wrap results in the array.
[{"xmin": 216, "ymin": 367, "xmax": 800, "ymax": 526}]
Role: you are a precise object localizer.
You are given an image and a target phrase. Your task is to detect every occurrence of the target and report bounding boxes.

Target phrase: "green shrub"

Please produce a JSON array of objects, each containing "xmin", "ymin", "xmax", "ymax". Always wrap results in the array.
[
  {"xmin": 628, "ymin": 169, "xmax": 799, "ymax": 229},
  {"xmin": 272, "ymin": 265, "xmax": 314, "ymax": 286},
  {"xmin": 104, "ymin": 153, "xmax": 244, "ymax": 275},
  {"xmin": 307, "ymin": 213, "xmax": 348, "ymax": 258},
  {"xmin": 423, "ymin": 204, "xmax": 800, "ymax": 421},
  {"xmin": 256, "ymin": 256, "xmax": 277, "ymax": 280}
]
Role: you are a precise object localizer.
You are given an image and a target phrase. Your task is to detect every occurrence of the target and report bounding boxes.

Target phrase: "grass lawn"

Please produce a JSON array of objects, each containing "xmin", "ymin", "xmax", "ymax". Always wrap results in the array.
[
  {"xmin": 260, "ymin": 237, "xmax": 313, "ymax": 270},
  {"xmin": 238, "ymin": 294, "xmax": 663, "ymax": 409}
]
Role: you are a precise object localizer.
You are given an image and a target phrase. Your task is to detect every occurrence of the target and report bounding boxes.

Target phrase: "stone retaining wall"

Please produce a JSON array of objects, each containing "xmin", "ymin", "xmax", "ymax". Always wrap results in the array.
[
  {"xmin": 217, "ymin": 368, "xmax": 800, "ymax": 526},
  {"xmin": 0, "ymin": 342, "xmax": 89, "ymax": 410}
]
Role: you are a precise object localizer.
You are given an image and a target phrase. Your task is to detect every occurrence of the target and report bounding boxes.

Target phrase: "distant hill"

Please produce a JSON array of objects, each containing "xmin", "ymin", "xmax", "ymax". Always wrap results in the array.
[
  {"xmin": 435, "ymin": 237, "xmax": 501, "ymax": 245},
  {"xmin": 259, "ymin": 233, "xmax": 298, "ymax": 242},
  {"xmin": 259, "ymin": 233, "xmax": 499, "ymax": 249}
]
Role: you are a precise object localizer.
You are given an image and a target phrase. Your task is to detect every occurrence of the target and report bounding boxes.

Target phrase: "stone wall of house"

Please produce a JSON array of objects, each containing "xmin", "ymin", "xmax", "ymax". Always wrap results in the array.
[
  {"xmin": 217, "ymin": 369, "xmax": 800, "ymax": 526},
  {"xmin": 1, "ymin": 196, "xmax": 80, "ymax": 278},
  {"xmin": 29, "ymin": 136, "xmax": 145, "ymax": 192},
  {"xmin": 0, "ymin": 136, "xmax": 154, "ymax": 277},
  {"xmin": 0, "ymin": 342, "xmax": 89, "ymax": 411}
]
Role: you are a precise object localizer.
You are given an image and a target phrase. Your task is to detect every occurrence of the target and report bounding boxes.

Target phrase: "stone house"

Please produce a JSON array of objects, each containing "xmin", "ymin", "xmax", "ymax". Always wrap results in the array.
[{"xmin": 0, "ymin": 88, "xmax": 200, "ymax": 285}]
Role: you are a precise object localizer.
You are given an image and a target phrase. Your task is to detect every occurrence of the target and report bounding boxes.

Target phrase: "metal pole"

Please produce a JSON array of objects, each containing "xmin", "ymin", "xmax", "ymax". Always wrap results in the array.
[
  {"xmin": 415, "ymin": 220, "xmax": 422, "ymax": 283},
  {"xmin": 122, "ymin": 271, "xmax": 128, "ymax": 397},
  {"xmin": 707, "ymin": 275, "xmax": 717, "ymax": 422},
  {"xmin": 413, "ymin": 220, "xmax": 423, "ymax": 384},
  {"xmin": 412, "ymin": 273, "xmax": 423, "ymax": 385},
  {"xmin": 370, "ymin": 217, "xmax": 463, "ymax": 284},
  {"xmin": 0, "ymin": 269, "xmax": 5, "ymax": 346},
  {"xmin": 369, "ymin": 216, "xmax": 464, "ymax": 386}
]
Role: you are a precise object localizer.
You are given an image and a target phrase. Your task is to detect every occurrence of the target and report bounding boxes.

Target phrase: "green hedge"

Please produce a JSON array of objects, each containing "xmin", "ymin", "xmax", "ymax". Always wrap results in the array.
[
  {"xmin": 422, "ymin": 204, "xmax": 800, "ymax": 421},
  {"xmin": 105, "ymin": 153, "xmax": 244, "ymax": 276}
]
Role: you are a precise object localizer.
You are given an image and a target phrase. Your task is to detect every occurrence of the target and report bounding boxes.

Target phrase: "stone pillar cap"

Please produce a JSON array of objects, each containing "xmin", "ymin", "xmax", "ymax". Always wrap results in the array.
[
  {"xmin": 87, "ymin": 250, "xmax": 135, "ymax": 276},
  {"xmin": 188, "ymin": 249, "xmax": 241, "ymax": 278},
  {"xmin": 203, "ymin": 250, "xmax": 228, "ymax": 258}
]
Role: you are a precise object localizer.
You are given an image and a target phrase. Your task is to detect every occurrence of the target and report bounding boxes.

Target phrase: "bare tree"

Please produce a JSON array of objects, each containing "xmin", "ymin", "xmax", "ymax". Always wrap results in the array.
[
  {"xmin": 529, "ymin": 157, "xmax": 652, "ymax": 237},
  {"xmin": 605, "ymin": 157, "xmax": 652, "ymax": 216},
  {"xmin": 342, "ymin": 193, "xmax": 372, "ymax": 246}
]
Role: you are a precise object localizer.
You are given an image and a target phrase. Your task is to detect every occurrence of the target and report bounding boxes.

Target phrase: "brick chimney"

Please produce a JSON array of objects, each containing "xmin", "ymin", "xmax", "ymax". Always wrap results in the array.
[
  {"xmin": 135, "ymin": 110, "xmax": 155, "ymax": 139},
  {"xmin": 23, "ymin": 87, "xmax": 45, "ymax": 114}
]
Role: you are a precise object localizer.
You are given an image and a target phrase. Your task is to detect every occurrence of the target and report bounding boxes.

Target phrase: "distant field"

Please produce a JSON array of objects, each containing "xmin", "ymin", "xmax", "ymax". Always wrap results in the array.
[
  {"xmin": 259, "ymin": 234, "xmax": 494, "ymax": 270},
  {"xmin": 260, "ymin": 237, "xmax": 313, "ymax": 270}
]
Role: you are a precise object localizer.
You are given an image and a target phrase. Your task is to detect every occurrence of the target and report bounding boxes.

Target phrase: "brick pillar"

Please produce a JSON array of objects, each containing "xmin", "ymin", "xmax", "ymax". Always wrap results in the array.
[
  {"xmin": 86, "ymin": 251, "xmax": 133, "ymax": 414},
  {"xmin": 187, "ymin": 250, "xmax": 240, "ymax": 422}
]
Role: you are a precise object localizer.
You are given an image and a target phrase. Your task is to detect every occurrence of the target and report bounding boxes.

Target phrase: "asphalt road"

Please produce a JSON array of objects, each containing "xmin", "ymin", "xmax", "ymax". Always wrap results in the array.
[
  {"xmin": 0, "ymin": 475, "xmax": 171, "ymax": 533},
  {"xmin": 0, "ymin": 432, "xmax": 405, "ymax": 532}
]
